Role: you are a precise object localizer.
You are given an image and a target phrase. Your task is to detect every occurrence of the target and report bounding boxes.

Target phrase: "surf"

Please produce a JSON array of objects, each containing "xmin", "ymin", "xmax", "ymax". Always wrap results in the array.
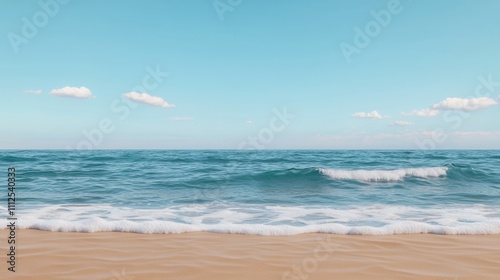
[{"xmin": 318, "ymin": 167, "xmax": 448, "ymax": 182}]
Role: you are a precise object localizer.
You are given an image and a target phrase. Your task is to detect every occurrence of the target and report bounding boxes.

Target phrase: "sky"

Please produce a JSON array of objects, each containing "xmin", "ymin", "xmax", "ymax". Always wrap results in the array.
[{"xmin": 1, "ymin": 0, "xmax": 499, "ymax": 149}]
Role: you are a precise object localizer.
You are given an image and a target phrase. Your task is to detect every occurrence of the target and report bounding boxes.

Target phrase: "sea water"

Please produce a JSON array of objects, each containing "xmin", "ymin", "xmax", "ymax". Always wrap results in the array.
[{"xmin": 1, "ymin": 150, "xmax": 499, "ymax": 235}]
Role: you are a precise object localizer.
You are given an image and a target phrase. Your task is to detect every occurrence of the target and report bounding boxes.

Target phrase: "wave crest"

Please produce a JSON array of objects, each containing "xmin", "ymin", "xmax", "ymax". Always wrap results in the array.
[{"xmin": 318, "ymin": 167, "xmax": 448, "ymax": 182}]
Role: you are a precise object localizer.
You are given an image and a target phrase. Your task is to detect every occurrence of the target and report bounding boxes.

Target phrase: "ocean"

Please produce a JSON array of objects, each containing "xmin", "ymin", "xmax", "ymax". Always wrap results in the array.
[{"xmin": 1, "ymin": 150, "xmax": 500, "ymax": 235}]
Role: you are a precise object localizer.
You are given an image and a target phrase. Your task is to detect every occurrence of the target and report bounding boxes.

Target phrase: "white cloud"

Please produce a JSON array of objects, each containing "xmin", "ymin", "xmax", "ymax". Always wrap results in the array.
[
  {"xmin": 124, "ymin": 92, "xmax": 175, "ymax": 108},
  {"xmin": 169, "ymin": 117, "xmax": 192, "ymax": 121},
  {"xmin": 50, "ymin": 86, "xmax": 93, "ymax": 98},
  {"xmin": 246, "ymin": 120, "xmax": 253, "ymax": 124},
  {"xmin": 24, "ymin": 89, "xmax": 42, "ymax": 94},
  {"xmin": 402, "ymin": 108, "xmax": 440, "ymax": 117},
  {"xmin": 352, "ymin": 111, "xmax": 388, "ymax": 119},
  {"xmin": 431, "ymin": 97, "xmax": 497, "ymax": 112},
  {"xmin": 392, "ymin": 121, "xmax": 412, "ymax": 126},
  {"xmin": 404, "ymin": 97, "xmax": 497, "ymax": 117}
]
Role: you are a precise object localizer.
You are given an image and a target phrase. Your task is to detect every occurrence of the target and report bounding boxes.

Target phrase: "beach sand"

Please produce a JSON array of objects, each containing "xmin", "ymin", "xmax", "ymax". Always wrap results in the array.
[{"xmin": 3, "ymin": 229, "xmax": 500, "ymax": 279}]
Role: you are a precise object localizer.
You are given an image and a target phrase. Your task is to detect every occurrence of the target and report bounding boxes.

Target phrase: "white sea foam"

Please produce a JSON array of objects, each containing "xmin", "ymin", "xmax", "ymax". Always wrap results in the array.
[
  {"xmin": 2, "ymin": 203, "xmax": 500, "ymax": 235},
  {"xmin": 318, "ymin": 167, "xmax": 448, "ymax": 182}
]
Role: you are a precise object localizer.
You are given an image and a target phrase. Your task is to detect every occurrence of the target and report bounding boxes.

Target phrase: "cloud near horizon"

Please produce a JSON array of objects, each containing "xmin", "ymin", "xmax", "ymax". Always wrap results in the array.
[
  {"xmin": 402, "ymin": 108, "xmax": 440, "ymax": 117},
  {"xmin": 50, "ymin": 86, "xmax": 93, "ymax": 98},
  {"xmin": 452, "ymin": 131, "xmax": 500, "ymax": 137},
  {"xmin": 169, "ymin": 117, "xmax": 193, "ymax": 121},
  {"xmin": 431, "ymin": 97, "xmax": 497, "ymax": 112},
  {"xmin": 392, "ymin": 121, "xmax": 413, "ymax": 126},
  {"xmin": 352, "ymin": 111, "xmax": 388, "ymax": 119},
  {"xmin": 320, "ymin": 130, "xmax": 500, "ymax": 142},
  {"xmin": 24, "ymin": 89, "xmax": 42, "ymax": 94},
  {"xmin": 124, "ymin": 92, "xmax": 175, "ymax": 108},
  {"xmin": 404, "ymin": 97, "xmax": 497, "ymax": 117}
]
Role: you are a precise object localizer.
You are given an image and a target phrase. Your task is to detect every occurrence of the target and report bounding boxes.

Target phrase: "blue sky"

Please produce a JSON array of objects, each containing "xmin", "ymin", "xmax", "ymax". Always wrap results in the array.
[{"xmin": 1, "ymin": 0, "xmax": 499, "ymax": 149}]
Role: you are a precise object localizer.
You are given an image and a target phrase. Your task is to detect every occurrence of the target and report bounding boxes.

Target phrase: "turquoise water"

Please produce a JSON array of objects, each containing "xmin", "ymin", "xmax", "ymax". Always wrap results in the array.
[{"xmin": 1, "ymin": 150, "xmax": 500, "ymax": 235}]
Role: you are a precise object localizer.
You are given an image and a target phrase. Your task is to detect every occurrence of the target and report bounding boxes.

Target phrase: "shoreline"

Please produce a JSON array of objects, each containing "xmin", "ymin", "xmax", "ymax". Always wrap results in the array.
[{"xmin": 3, "ymin": 230, "xmax": 500, "ymax": 279}]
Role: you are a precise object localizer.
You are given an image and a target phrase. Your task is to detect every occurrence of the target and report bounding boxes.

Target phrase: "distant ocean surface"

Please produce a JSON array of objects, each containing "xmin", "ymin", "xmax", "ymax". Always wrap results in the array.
[{"xmin": 1, "ymin": 150, "xmax": 500, "ymax": 235}]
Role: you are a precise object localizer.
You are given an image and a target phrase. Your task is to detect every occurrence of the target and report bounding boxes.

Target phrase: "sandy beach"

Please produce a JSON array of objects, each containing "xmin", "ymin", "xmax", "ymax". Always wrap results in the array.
[{"xmin": 2, "ymin": 230, "xmax": 500, "ymax": 279}]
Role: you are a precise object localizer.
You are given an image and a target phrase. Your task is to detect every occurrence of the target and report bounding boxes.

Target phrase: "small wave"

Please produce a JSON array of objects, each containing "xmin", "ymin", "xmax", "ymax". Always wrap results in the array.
[
  {"xmin": 236, "ymin": 168, "xmax": 322, "ymax": 183},
  {"xmin": 318, "ymin": 167, "xmax": 448, "ymax": 182}
]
